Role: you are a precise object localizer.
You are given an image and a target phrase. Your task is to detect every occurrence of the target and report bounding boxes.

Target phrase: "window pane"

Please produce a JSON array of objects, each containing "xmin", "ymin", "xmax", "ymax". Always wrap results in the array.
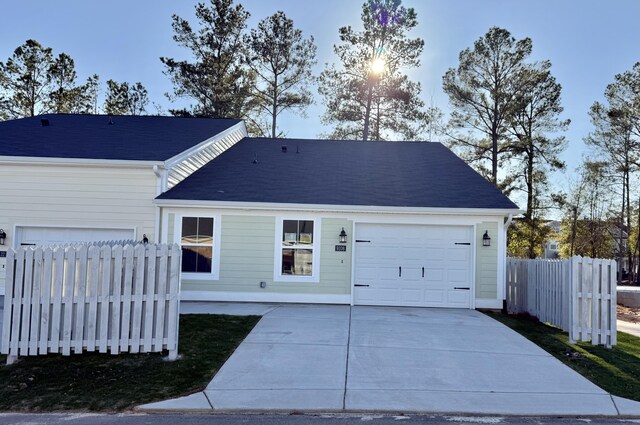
[
  {"xmin": 283, "ymin": 220, "xmax": 298, "ymax": 246},
  {"xmin": 282, "ymin": 249, "xmax": 313, "ymax": 276},
  {"xmin": 181, "ymin": 246, "xmax": 212, "ymax": 273},
  {"xmin": 198, "ymin": 217, "xmax": 214, "ymax": 244},
  {"xmin": 182, "ymin": 217, "xmax": 198, "ymax": 244},
  {"xmin": 298, "ymin": 220, "xmax": 313, "ymax": 244}
]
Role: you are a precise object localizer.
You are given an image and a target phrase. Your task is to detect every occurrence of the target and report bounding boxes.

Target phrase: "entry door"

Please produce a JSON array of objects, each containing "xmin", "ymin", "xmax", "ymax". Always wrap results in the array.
[{"xmin": 354, "ymin": 224, "xmax": 473, "ymax": 308}]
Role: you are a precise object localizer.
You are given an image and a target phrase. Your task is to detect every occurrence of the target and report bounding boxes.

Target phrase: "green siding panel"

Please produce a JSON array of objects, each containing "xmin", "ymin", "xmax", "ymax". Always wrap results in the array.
[
  {"xmin": 218, "ymin": 215, "xmax": 275, "ymax": 291},
  {"xmin": 475, "ymin": 222, "xmax": 498, "ymax": 299},
  {"xmin": 183, "ymin": 215, "xmax": 353, "ymax": 296}
]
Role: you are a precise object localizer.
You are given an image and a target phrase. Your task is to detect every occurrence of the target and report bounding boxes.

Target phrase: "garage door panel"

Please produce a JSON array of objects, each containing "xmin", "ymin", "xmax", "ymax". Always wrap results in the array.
[
  {"xmin": 400, "ymin": 289, "xmax": 422, "ymax": 303},
  {"xmin": 425, "ymin": 289, "xmax": 445, "ymax": 303},
  {"xmin": 424, "ymin": 270, "xmax": 445, "ymax": 283},
  {"xmin": 448, "ymin": 290, "xmax": 471, "ymax": 305},
  {"xmin": 447, "ymin": 247, "xmax": 470, "ymax": 261},
  {"xmin": 448, "ymin": 269, "xmax": 468, "ymax": 282},
  {"xmin": 354, "ymin": 224, "xmax": 473, "ymax": 309},
  {"xmin": 424, "ymin": 248, "xmax": 444, "ymax": 260},
  {"xmin": 17, "ymin": 226, "xmax": 135, "ymax": 247}
]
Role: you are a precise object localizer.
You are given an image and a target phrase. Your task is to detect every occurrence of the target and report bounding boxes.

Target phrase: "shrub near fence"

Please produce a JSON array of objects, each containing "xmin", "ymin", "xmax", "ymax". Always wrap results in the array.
[
  {"xmin": 506, "ymin": 256, "xmax": 617, "ymax": 347},
  {"xmin": 1, "ymin": 243, "xmax": 181, "ymax": 365}
]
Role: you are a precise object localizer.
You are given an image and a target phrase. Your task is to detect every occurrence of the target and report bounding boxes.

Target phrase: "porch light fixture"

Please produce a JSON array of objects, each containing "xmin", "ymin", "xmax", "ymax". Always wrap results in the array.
[
  {"xmin": 0, "ymin": 229, "xmax": 5, "ymax": 245},
  {"xmin": 142, "ymin": 234, "xmax": 149, "ymax": 244},
  {"xmin": 482, "ymin": 230, "xmax": 491, "ymax": 247},
  {"xmin": 339, "ymin": 228, "xmax": 347, "ymax": 244}
]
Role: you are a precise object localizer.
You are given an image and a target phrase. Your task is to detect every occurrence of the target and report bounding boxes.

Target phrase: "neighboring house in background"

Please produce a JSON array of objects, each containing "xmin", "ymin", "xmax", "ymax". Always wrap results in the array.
[
  {"xmin": 544, "ymin": 220, "xmax": 561, "ymax": 259},
  {"xmin": 1, "ymin": 114, "xmax": 521, "ymax": 309},
  {"xmin": 0, "ymin": 114, "xmax": 246, "ymax": 293}
]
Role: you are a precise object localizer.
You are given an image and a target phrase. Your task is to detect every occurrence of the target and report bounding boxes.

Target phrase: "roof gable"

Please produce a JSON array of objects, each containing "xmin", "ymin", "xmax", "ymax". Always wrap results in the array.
[
  {"xmin": 0, "ymin": 114, "xmax": 242, "ymax": 162},
  {"xmin": 157, "ymin": 138, "xmax": 520, "ymax": 210}
]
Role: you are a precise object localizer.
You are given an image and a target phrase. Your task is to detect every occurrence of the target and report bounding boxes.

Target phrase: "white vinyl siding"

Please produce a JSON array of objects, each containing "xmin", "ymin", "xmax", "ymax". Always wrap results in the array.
[{"xmin": 0, "ymin": 162, "xmax": 158, "ymax": 292}]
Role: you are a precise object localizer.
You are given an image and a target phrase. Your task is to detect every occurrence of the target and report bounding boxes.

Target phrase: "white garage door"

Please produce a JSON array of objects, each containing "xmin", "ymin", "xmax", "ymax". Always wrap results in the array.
[
  {"xmin": 16, "ymin": 226, "xmax": 135, "ymax": 247},
  {"xmin": 354, "ymin": 224, "xmax": 473, "ymax": 308}
]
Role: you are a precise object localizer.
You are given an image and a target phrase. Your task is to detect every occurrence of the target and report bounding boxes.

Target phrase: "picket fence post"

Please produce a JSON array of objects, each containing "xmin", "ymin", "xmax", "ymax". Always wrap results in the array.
[{"xmin": 1, "ymin": 243, "xmax": 182, "ymax": 364}]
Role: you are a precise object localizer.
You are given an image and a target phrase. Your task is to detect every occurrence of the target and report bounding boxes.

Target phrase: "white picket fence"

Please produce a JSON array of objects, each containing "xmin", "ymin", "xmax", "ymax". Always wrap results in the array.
[
  {"xmin": 506, "ymin": 256, "xmax": 617, "ymax": 347},
  {"xmin": 1, "ymin": 243, "xmax": 181, "ymax": 364}
]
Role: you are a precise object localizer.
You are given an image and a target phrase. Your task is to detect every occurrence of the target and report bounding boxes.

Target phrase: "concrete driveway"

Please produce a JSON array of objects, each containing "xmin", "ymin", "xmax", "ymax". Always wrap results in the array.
[{"xmin": 141, "ymin": 304, "xmax": 640, "ymax": 415}]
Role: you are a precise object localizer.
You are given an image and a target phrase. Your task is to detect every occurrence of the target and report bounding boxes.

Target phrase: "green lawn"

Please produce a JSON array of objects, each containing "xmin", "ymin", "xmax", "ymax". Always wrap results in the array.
[
  {"xmin": 486, "ymin": 311, "xmax": 640, "ymax": 401},
  {"xmin": 0, "ymin": 314, "xmax": 260, "ymax": 412}
]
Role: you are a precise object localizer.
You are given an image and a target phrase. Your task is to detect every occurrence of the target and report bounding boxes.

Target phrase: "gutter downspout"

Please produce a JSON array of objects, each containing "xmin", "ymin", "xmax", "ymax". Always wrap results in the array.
[{"xmin": 153, "ymin": 165, "xmax": 165, "ymax": 243}]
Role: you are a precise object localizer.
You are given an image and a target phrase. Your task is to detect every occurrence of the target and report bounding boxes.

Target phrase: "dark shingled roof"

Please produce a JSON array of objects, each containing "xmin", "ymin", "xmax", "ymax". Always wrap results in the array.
[
  {"xmin": 158, "ymin": 138, "xmax": 519, "ymax": 210},
  {"xmin": 0, "ymin": 114, "xmax": 241, "ymax": 161}
]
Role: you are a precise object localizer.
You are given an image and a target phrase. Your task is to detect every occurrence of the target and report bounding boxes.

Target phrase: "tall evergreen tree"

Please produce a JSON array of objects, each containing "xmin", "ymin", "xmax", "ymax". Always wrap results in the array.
[
  {"xmin": 558, "ymin": 161, "xmax": 617, "ymax": 259},
  {"xmin": 160, "ymin": 0, "xmax": 255, "ymax": 118},
  {"xmin": 443, "ymin": 27, "xmax": 532, "ymax": 186},
  {"xmin": 0, "ymin": 39, "xmax": 53, "ymax": 119},
  {"xmin": 318, "ymin": 0, "xmax": 425, "ymax": 141},
  {"xmin": 506, "ymin": 61, "xmax": 569, "ymax": 258},
  {"xmin": 0, "ymin": 40, "xmax": 103, "ymax": 119},
  {"xmin": 244, "ymin": 11, "xmax": 316, "ymax": 138},
  {"xmin": 586, "ymin": 62, "xmax": 640, "ymax": 280},
  {"xmin": 103, "ymin": 80, "xmax": 149, "ymax": 115}
]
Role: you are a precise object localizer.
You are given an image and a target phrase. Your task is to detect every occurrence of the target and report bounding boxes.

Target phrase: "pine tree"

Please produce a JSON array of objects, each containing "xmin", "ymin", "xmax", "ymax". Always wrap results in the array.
[
  {"xmin": 0, "ymin": 39, "xmax": 53, "ymax": 119},
  {"xmin": 244, "ymin": 11, "xmax": 316, "ymax": 138},
  {"xmin": 318, "ymin": 0, "xmax": 425, "ymax": 141},
  {"xmin": 160, "ymin": 0, "xmax": 255, "ymax": 118}
]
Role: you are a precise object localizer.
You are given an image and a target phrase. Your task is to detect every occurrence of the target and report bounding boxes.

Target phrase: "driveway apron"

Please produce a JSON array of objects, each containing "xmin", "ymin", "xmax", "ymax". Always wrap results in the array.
[
  {"xmin": 204, "ymin": 305, "xmax": 628, "ymax": 415},
  {"xmin": 205, "ymin": 305, "xmax": 350, "ymax": 410}
]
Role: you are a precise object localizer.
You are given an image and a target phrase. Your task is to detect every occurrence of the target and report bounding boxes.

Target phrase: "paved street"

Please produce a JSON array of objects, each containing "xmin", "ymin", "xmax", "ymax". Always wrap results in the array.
[{"xmin": 1, "ymin": 413, "xmax": 640, "ymax": 425}]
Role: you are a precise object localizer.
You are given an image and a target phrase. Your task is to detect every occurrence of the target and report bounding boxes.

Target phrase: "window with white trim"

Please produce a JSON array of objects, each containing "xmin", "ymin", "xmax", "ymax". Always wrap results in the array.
[
  {"xmin": 280, "ymin": 219, "xmax": 315, "ymax": 277},
  {"xmin": 180, "ymin": 217, "xmax": 214, "ymax": 273}
]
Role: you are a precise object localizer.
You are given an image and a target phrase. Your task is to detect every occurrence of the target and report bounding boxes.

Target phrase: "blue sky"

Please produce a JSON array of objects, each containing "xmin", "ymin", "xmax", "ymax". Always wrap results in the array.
[{"xmin": 2, "ymin": 0, "xmax": 640, "ymax": 190}]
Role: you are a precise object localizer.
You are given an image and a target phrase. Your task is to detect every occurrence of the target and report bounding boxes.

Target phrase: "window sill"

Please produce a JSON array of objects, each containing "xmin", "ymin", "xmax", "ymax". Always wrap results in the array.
[
  {"xmin": 181, "ymin": 272, "xmax": 219, "ymax": 281},
  {"xmin": 274, "ymin": 275, "xmax": 319, "ymax": 284}
]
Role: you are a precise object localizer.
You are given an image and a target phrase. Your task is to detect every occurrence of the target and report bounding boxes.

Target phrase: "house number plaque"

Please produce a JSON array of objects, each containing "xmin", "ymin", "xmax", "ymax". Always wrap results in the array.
[{"xmin": 335, "ymin": 245, "xmax": 346, "ymax": 252}]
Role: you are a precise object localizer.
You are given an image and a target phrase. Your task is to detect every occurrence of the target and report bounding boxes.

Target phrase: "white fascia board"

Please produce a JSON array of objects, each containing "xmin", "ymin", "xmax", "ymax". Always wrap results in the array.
[
  {"xmin": 163, "ymin": 121, "xmax": 247, "ymax": 168},
  {"xmin": 153, "ymin": 199, "xmax": 523, "ymax": 217},
  {"xmin": 0, "ymin": 155, "xmax": 161, "ymax": 168}
]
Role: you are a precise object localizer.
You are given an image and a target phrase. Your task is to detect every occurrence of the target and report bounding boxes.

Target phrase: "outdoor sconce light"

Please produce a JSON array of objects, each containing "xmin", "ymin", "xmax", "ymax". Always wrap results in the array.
[
  {"xmin": 142, "ymin": 234, "xmax": 149, "ymax": 244},
  {"xmin": 0, "ymin": 229, "xmax": 5, "ymax": 245},
  {"xmin": 339, "ymin": 228, "xmax": 348, "ymax": 244},
  {"xmin": 482, "ymin": 230, "xmax": 491, "ymax": 247}
]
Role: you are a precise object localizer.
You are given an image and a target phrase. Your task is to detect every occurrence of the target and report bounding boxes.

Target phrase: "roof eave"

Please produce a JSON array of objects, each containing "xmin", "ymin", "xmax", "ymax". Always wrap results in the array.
[
  {"xmin": 0, "ymin": 156, "xmax": 163, "ymax": 167},
  {"xmin": 153, "ymin": 198, "xmax": 523, "ymax": 216}
]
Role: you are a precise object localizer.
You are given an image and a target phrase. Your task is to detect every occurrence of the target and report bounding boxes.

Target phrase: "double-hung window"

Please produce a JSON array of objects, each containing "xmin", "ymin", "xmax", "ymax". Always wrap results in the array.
[
  {"xmin": 276, "ymin": 219, "xmax": 319, "ymax": 282},
  {"xmin": 181, "ymin": 217, "xmax": 214, "ymax": 274}
]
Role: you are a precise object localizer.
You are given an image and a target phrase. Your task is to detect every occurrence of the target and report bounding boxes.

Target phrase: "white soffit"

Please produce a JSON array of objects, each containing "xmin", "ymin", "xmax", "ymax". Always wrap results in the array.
[{"xmin": 165, "ymin": 122, "xmax": 247, "ymax": 189}]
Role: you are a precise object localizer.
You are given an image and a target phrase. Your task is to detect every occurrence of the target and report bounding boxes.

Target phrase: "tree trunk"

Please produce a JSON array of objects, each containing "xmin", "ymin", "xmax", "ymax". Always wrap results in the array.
[
  {"xmin": 619, "ymin": 180, "xmax": 625, "ymax": 285},
  {"xmin": 271, "ymin": 75, "xmax": 278, "ymax": 139},
  {"xmin": 526, "ymin": 147, "xmax": 535, "ymax": 259},
  {"xmin": 362, "ymin": 80, "xmax": 374, "ymax": 141}
]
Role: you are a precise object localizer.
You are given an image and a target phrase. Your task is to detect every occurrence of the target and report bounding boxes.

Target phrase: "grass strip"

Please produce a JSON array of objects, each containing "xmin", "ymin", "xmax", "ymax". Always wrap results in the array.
[
  {"xmin": 485, "ymin": 311, "xmax": 640, "ymax": 402},
  {"xmin": 0, "ymin": 314, "xmax": 260, "ymax": 412}
]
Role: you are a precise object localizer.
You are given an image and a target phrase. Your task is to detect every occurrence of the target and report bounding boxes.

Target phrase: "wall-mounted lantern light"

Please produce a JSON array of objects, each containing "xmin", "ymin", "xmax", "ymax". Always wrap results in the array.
[
  {"xmin": 339, "ymin": 228, "xmax": 347, "ymax": 244},
  {"xmin": 142, "ymin": 234, "xmax": 149, "ymax": 244},
  {"xmin": 482, "ymin": 230, "xmax": 491, "ymax": 247},
  {"xmin": 0, "ymin": 229, "xmax": 6, "ymax": 245}
]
